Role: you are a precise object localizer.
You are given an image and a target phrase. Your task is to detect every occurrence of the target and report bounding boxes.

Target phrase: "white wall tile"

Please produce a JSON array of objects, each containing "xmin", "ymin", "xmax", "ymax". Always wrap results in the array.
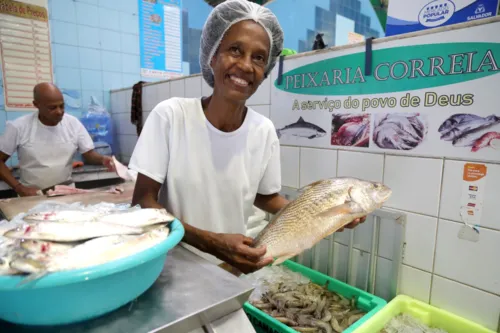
[
  {"xmin": 440, "ymin": 160, "xmax": 500, "ymax": 230},
  {"xmin": 250, "ymin": 105, "xmax": 270, "ymax": 118},
  {"xmin": 112, "ymin": 112, "xmax": 136, "ymax": 135},
  {"xmin": 184, "ymin": 76, "xmax": 202, "ymax": 98},
  {"xmin": 431, "ymin": 275, "xmax": 500, "ymax": 331},
  {"xmin": 400, "ymin": 265, "xmax": 432, "ymax": 302},
  {"xmin": 402, "ymin": 213, "xmax": 437, "ymax": 271},
  {"xmin": 299, "ymin": 148, "xmax": 337, "ymax": 188},
  {"xmin": 157, "ymin": 82, "xmax": 170, "ymax": 103},
  {"xmin": 123, "ymin": 89, "xmax": 132, "ymax": 112},
  {"xmin": 280, "ymin": 146, "xmax": 300, "ymax": 188},
  {"xmin": 111, "ymin": 89, "xmax": 132, "ymax": 114},
  {"xmin": 170, "ymin": 79, "xmax": 185, "ymax": 98},
  {"xmin": 383, "ymin": 155, "xmax": 443, "ymax": 216},
  {"xmin": 142, "ymin": 84, "xmax": 157, "ymax": 112},
  {"xmin": 434, "ymin": 219, "xmax": 500, "ymax": 295},
  {"xmin": 247, "ymin": 77, "xmax": 270, "ymax": 105},
  {"xmin": 201, "ymin": 78, "xmax": 213, "ymax": 96},
  {"xmin": 378, "ymin": 209, "xmax": 437, "ymax": 271},
  {"xmin": 117, "ymin": 134, "xmax": 137, "ymax": 156},
  {"xmin": 110, "ymin": 91, "xmax": 120, "ymax": 113},
  {"xmin": 337, "ymin": 151, "xmax": 384, "ymax": 182}
]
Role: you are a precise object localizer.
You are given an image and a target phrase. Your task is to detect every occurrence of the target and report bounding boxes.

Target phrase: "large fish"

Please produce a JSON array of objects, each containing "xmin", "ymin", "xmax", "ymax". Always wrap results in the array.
[
  {"xmin": 11, "ymin": 225, "xmax": 171, "ymax": 281},
  {"xmin": 277, "ymin": 117, "xmax": 326, "ymax": 139},
  {"xmin": 20, "ymin": 239, "xmax": 79, "ymax": 255},
  {"xmin": 23, "ymin": 210, "xmax": 104, "ymax": 223},
  {"xmin": 5, "ymin": 221, "xmax": 143, "ymax": 242},
  {"xmin": 252, "ymin": 178, "xmax": 392, "ymax": 265},
  {"xmin": 0, "ymin": 237, "xmax": 21, "ymax": 275},
  {"xmin": 97, "ymin": 208, "xmax": 175, "ymax": 227}
]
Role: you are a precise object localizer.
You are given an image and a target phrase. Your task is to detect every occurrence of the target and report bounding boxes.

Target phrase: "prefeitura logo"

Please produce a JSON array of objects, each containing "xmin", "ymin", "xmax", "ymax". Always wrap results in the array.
[{"xmin": 418, "ymin": 0, "xmax": 456, "ymax": 27}]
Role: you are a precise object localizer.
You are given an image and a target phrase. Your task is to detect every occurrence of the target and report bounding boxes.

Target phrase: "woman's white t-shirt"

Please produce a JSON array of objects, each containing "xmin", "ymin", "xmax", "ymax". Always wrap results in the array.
[{"xmin": 129, "ymin": 97, "xmax": 281, "ymax": 238}]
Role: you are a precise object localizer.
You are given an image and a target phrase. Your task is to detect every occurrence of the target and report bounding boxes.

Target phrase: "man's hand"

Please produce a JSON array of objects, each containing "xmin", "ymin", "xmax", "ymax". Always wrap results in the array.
[
  {"xmin": 338, "ymin": 216, "xmax": 367, "ymax": 232},
  {"xmin": 102, "ymin": 156, "xmax": 116, "ymax": 172},
  {"xmin": 15, "ymin": 184, "xmax": 40, "ymax": 197},
  {"xmin": 210, "ymin": 233, "xmax": 273, "ymax": 274}
]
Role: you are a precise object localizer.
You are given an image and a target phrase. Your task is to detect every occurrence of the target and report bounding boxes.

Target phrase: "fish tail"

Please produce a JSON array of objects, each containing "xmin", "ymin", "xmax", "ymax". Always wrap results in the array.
[{"xmin": 16, "ymin": 271, "xmax": 48, "ymax": 287}]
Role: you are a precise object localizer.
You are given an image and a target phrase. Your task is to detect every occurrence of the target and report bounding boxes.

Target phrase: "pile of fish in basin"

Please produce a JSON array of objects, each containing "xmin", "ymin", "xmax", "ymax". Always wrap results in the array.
[
  {"xmin": 242, "ymin": 177, "xmax": 393, "ymax": 333},
  {"xmin": 0, "ymin": 201, "xmax": 184, "ymax": 326}
]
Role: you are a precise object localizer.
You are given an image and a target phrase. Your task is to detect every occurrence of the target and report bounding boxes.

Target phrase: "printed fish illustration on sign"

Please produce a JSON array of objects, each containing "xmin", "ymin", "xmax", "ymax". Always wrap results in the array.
[
  {"xmin": 276, "ymin": 117, "xmax": 326, "ymax": 139},
  {"xmin": 438, "ymin": 113, "xmax": 500, "ymax": 152}
]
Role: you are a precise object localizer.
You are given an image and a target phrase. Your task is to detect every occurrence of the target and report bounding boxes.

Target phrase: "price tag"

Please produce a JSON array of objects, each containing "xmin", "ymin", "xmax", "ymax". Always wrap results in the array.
[{"xmin": 459, "ymin": 163, "xmax": 487, "ymax": 226}]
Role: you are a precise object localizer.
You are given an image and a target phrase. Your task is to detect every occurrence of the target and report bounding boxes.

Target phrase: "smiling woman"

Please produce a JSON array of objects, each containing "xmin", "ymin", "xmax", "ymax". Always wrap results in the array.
[{"xmin": 129, "ymin": 0, "xmax": 365, "ymax": 274}]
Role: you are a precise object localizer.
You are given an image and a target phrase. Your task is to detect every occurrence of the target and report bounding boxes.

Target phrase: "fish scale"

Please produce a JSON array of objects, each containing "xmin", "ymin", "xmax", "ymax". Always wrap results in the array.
[{"xmin": 253, "ymin": 178, "xmax": 392, "ymax": 265}]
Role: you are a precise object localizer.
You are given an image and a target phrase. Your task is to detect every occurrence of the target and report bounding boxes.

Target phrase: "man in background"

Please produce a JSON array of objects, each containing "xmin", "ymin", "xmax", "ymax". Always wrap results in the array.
[{"xmin": 0, "ymin": 82, "xmax": 116, "ymax": 197}]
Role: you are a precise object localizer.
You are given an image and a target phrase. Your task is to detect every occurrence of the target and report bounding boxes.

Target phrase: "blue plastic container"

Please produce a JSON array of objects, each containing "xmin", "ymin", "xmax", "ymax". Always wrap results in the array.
[{"xmin": 0, "ymin": 219, "xmax": 185, "ymax": 326}]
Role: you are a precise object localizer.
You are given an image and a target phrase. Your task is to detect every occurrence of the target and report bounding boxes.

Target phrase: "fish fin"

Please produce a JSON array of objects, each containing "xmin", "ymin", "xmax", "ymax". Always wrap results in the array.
[
  {"xmin": 272, "ymin": 253, "xmax": 296, "ymax": 266},
  {"xmin": 298, "ymin": 179, "xmax": 324, "ymax": 194},
  {"xmin": 276, "ymin": 129, "xmax": 282, "ymax": 139},
  {"xmin": 307, "ymin": 135, "xmax": 316, "ymax": 139},
  {"xmin": 314, "ymin": 203, "xmax": 355, "ymax": 220},
  {"xmin": 297, "ymin": 117, "xmax": 305, "ymax": 123},
  {"xmin": 16, "ymin": 271, "xmax": 48, "ymax": 287}
]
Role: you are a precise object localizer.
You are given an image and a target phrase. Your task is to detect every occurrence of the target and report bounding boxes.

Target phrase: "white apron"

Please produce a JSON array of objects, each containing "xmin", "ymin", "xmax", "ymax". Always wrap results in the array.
[{"xmin": 18, "ymin": 114, "xmax": 76, "ymax": 190}]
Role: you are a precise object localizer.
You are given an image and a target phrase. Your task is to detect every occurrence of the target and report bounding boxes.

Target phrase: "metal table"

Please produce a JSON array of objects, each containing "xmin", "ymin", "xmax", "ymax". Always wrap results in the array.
[
  {"xmin": 0, "ymin": 246, "xmax": 257, "ymax": 333},
  {"xmin": 0, "ymin": 182, "xmax": 136, "ymax": 221}
]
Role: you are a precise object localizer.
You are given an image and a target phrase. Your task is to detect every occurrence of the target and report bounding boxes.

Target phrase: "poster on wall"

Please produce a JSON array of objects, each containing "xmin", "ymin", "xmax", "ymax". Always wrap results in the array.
[
  {"xmin": 385, "ymin": 0, "xmax": 499, "ymax": 36},
  {"xmin": 139, "ymin": 0, "xmax": 183, "ymax": 79},
  {"xmin": 0, "ymin": 0, "xmax": 53, "ymax": 112},
  {"xmin": 270, "ymin": 17, "xmax": 500, "ymax": 163}
]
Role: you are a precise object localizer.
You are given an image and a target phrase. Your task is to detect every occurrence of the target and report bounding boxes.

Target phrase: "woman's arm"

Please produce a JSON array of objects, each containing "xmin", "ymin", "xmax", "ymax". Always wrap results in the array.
[
  {"xmin": 132, "ymin": 173, "xmax": 216, "ymax": 253},
  {"xmin": 132, "ymin": 173, "xmax": 272, "ymax": 273},
  {"xmin": 254, "ymin": 193, "xmax": 289, "ymax": 214}
]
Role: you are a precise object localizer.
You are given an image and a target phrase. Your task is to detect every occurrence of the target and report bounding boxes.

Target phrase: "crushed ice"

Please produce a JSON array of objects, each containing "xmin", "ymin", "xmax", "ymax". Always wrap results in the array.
[{"xmin": 380, "ymin": 314, "xmax": 448, "ymax": 333}]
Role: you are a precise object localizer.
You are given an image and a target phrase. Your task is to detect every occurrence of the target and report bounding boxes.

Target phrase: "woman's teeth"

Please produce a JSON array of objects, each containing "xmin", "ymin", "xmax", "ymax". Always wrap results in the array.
[{"xmin": 230, "ymin": 75, "xmax": 249, "ymax": 87}]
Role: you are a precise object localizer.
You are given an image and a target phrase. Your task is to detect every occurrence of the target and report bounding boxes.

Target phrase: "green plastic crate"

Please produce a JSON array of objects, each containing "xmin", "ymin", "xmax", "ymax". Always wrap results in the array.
[
  {"xmin": 243, "ymin": 260, "xmax": 387, "ymax": 333},
  {"xmin": 354, "ymin": 294, "xmax": 496, "ymax": 333}
]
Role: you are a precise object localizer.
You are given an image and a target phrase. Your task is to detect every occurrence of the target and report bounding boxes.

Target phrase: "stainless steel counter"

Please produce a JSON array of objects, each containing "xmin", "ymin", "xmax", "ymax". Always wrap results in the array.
[
  {"xmin": 0, "ymin": 246, "xmax": 257, "ymax": 333},
  {"xmin": 0, "ymin": 165, "xmax": 118, "ymax": 191}
]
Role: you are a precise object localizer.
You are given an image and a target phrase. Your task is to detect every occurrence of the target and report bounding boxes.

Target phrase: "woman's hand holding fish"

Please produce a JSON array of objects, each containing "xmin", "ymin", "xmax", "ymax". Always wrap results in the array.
[
  {"xmin": 338, "ymin": 216, "xmax": 366, "ymax": 232},
  {"xmin": 211, "ymin": 233, "xmax": 273, "ymax": 274}
]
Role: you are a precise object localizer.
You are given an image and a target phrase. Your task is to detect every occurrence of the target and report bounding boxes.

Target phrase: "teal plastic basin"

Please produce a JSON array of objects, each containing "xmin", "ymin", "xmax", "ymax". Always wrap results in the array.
[{"xmin": 0, "ymin": 219, "xmax": 185, "ymax": 326}]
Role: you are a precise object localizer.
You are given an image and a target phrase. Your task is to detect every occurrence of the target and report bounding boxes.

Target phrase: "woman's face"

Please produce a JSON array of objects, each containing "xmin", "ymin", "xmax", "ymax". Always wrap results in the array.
[{"xmin": 211, "ymin": 20, "xmax": 270, "ymax": 102}]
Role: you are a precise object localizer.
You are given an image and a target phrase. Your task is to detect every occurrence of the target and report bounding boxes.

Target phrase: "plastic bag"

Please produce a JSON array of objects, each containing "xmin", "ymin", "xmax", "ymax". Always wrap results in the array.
[{"xmin": 80, "ymin": 96, "xmax": 115, "ymax": 154}]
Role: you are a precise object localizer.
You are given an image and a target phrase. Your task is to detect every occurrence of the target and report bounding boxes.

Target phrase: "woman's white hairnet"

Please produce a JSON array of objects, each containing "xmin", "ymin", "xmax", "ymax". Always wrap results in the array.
[{"xmin": 199, "ymin": 0, "xmax": 284, "ymax": 88}]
